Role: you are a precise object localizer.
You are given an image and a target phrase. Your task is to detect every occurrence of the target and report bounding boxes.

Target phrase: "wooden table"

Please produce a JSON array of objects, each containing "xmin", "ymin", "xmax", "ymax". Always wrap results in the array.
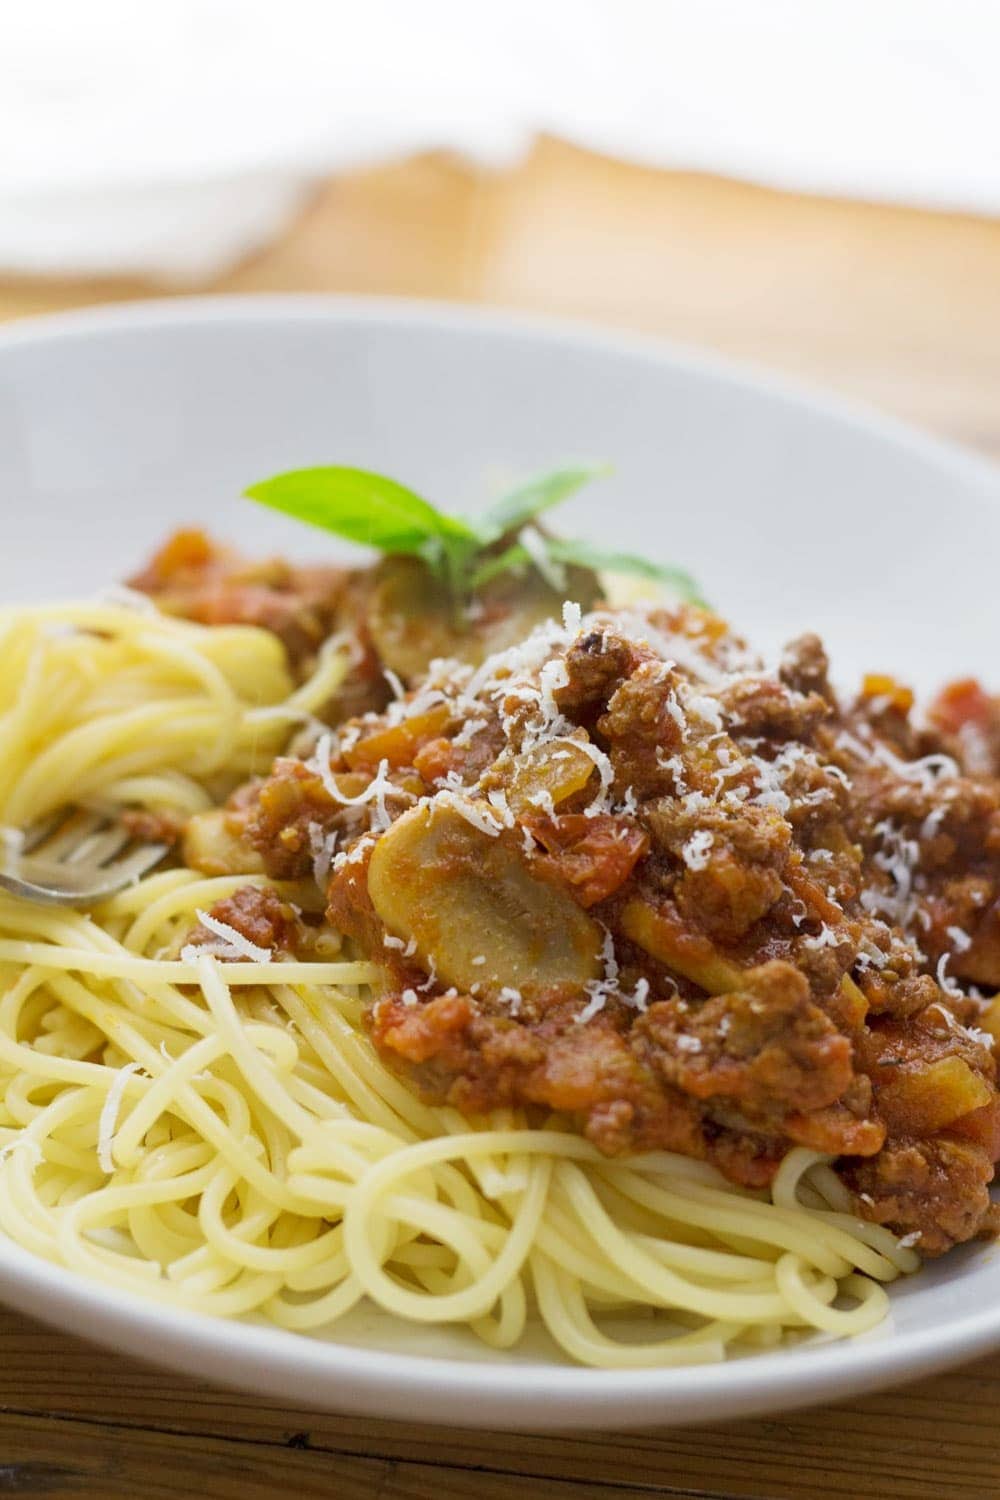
[{"xmin": 2, "ymin": 140, "xmax": 1000, "ymax": 1498}]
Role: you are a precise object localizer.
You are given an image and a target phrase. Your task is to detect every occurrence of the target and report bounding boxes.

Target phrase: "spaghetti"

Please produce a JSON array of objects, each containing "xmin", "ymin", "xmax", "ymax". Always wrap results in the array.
[{"xmin": 0, "ymin": 595, "xmax": 920, "ymax": 1367}]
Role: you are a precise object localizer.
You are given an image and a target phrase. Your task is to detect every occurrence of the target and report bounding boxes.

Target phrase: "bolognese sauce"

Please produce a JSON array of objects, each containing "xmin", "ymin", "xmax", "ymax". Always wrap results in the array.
[{"xmin": 178, "ymin": 567, "xmax": 1000, "ymax": 1256}]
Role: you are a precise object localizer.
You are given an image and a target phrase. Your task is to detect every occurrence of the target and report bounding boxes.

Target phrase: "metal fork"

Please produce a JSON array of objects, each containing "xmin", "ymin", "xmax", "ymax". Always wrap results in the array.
[{"xmin": 0, "ymin": 809, "xmax": 168, "ymax": 905}]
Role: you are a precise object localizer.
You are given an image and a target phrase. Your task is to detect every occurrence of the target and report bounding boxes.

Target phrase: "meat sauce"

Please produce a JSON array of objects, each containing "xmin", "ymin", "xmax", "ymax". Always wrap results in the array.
[
  {"xmin": 129, "ymin": 529, "xmax": 353, "ymax": 672},
  {"xmin": 183, "ymin": 585, "xmax": 1000, "ymax": 1256}
]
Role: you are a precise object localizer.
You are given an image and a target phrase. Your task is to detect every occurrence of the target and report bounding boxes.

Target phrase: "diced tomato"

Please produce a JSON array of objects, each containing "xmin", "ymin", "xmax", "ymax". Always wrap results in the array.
[
  {"xmin": 524, "ymin": 813, "xmax": 649, "ymax": 908},
  {"xmin": 929, "ymin": 678, "xmax": 992, "ymax": 736},
  {"xmin": 132, "ymin": 527, "xmax": 219, "ymax": 585},
  {"xmin": 412, "ymin": 736, "xmax": 465, "ymax": 784},
  {"xmin": 375, "ymin": 993, "xmax": 473, "ymax": 1064}
]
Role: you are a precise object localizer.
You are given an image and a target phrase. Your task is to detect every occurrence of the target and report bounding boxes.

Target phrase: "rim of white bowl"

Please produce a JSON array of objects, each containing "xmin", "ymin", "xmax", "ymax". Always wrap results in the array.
[
  {"xmin": 0, "ymin": 291, "xmax": 997, "ymax": 492},
  {"xmin": 0, "ymin": 293, "xmax": 998, "ymax": 1428}
]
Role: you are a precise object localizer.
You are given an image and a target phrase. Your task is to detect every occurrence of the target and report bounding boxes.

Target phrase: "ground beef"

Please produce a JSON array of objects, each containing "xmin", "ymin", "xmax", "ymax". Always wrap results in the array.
[
  {"xmin": 633, "ymin": 962, "xmax": 853, "ymax": 1116},
  {"xmin": 717, "ymin": 677, "xmax": 830, "ymax": 741},
  {"xmin": 780, "ymin": 633, "xmax": 834, "ymax": 702},
  {"xmin": 230, "ymin": 757, "xmax": 369, "ymax": 880},
  {"xmin": 841, "ymin": 1137, "xmax": 1000, "ymax": 1255},
  {"xmin": 185, "ymin": 885, "xmax": 302, "ymax": 956},
  {"xmin": 596, "ymin": 660, "xmax": 685, "ymax": 797},
  {"xmin": 554, "ymin": 630, "xmax": 645, "ymax": 724},
  {"xmin": 120, "ymin": 808, "xmax": 183, "ymax": 847}
]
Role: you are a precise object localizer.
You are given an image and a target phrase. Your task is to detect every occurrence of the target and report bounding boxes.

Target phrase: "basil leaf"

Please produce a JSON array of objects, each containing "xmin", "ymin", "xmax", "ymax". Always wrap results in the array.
[
  {"xmin": 245, "ymin": 466, "xmax": 478, "ymax": 556},
  {"xmin": 468, "ymin": 542, "xmax": 531, "ymax": 590},
  {"xmin": 475, "ymin": 465, "xmax": 608, "ymax": 542},
  {"xmin": 546, "ymin": 538, "xmax": 706, "ymax": 606}
]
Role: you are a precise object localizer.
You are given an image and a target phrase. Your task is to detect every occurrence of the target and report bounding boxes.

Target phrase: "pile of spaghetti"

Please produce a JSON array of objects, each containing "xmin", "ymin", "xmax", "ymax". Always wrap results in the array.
[{"xmin": 0, "ymin": 590, "xmax": 928, "ymax": 1368}]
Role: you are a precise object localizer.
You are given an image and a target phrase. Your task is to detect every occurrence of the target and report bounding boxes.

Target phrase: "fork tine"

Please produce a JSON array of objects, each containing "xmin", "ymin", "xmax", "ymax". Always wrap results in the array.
[
  {"xmin": 1, "ymin": 805, "xmax": 169, "ymax": 905},
  {"xmin": 2, "ymin": 840, "xmax": 168, "ymax": 903},
  {"xmin": 19, "ymin": 811, "xmax": 68, "ymax": 854},
  {"xmin": 36, "ymin": 810, "xmax": 106, "ymax": 861},
  {"xmin": 64, "ymin": 823, "xmax": 132, "ymax": 867},
  {"xmin": 97, "ymin": 841, "xmax": 169, "ymax": 888}
]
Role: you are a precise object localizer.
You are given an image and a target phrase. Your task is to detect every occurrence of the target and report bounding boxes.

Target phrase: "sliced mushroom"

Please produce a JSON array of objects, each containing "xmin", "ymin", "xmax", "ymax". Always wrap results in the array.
[
  {"xmin": 366, "ymin": 555, "xmax": 601, "ymax": 683},
  {"xmin": 183, "ymin": 809, "xmax": 265, "ymax": 877},
  {"xmin": 367, "ymin": 802, "xmax": 603, "ymax": 1002}
]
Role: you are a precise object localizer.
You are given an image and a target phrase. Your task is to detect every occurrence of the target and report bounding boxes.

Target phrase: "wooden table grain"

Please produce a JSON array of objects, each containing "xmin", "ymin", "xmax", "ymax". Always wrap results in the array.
[{"xmin": 2, "ymin": 139, "xmax": 1000, "ymax": 1499}]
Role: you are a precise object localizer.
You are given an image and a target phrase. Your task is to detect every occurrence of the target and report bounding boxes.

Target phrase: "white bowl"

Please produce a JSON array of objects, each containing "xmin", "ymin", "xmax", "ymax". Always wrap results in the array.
[{"xmin": 2, "ymin": 295, "xmax": 999, "ymax": 1429}]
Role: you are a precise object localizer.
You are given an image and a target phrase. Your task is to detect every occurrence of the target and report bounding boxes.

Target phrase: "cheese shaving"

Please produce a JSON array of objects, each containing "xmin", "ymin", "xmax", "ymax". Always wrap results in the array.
[
  {"xmin": 186, "ymin": 910, "xmax": 273, "ymax": 964},
  {"xmin": 936, "ymin": 952, "xmax": 964, "ymax": 999},
  {"xmin": 383, "ymin": 668, "xmax": 406, "ymax": 702},
  {"xmin": 681, "ymin": 830, "xmax": 714, "ymax": 871},
  {"xmin": 435, "ymin": 790, "xmax": 508, "ymax": 837},
  {"xmin": 308, "ymin": 734, "xmax": 398, "ymax": 832},
  {"xmin": 97, "ymin": 1061, "xmax": 142, "ymax": 1174},
  {"xmin": 577, "ymin": 926, "xmax": 621, "ymax": 1023},
  {"xmin": 562, "ymin": 600, "xmax": 582, "ymax": 635},
  {"xmin": 498, "ymin": 986, "xmax": 523, "ymax": 1016},
  {"xmin": 801, "ymin": 924, "xmax": 841, "ymax": 951},
  {"xmin": 307, "ymin": 821, "xmax": 338, "ymax": 884}
]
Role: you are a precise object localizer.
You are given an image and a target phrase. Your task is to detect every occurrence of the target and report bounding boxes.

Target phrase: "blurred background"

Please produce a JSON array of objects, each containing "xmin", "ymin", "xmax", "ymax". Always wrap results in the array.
[{"xmin": 4, "ymin": 0, "xmax": 1000, "ymax": 458}]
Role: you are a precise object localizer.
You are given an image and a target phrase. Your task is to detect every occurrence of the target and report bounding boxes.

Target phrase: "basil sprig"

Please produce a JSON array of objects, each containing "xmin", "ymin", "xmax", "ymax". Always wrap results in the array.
[{"xmin": 245, "ymin": 464, "xmax": 703, "ymax": 604}]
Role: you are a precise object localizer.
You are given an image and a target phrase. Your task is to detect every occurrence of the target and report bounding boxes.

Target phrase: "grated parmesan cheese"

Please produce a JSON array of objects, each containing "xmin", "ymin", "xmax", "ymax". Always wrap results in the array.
[
  {"xmin": 681, "ymin": 830, "xmax": 714, "ymax": 871},
  {"xmin": 680, "ymin": 685, "xmax": 724, "ymax": 731},
  {"xmin": 183, "ymin": 910, "xmax": 273, "ymax": 964},
  {"xmin": 625, "ymin": 977, "xmax": 650, "ymax": 1013},
  {"xmin": 663, "ymin": 689, "xmax": 686, "ymax": 730},
  {"xmin": 435, "ymin": 789, "xmax": 508, "ymax": 837},
  {"xmin": 855, "ymin": 938, "xmax": 889, "ymax": 971},
  {"xmin": 920, "ymin": 805, "xmax": 948, "ymax": 841},
  {"xmin": 936, "ymin": 952, "xmax": 964, "ymax": 1000},
  {"xmin": 97, "ymin": 1061, "xmax": 143, "ymax": 1174},
  {"xmin": 307, "ymin": 735, "xmax": 399, "ymax": 832},
  {"xmin": 655, "ymin": 750, "xmax": 689, "ymax": 793},
  {"xmin": 452, "ymin": 716, "xmax": 489, "ymax": 747},
  {"xmin": 562, "ymin": 600, "xmax": 582, "ymax": 635},
  {"xmin": 801, "ymin": 924, "xmax": 841, "ymax": 951},
  {"xmin": 383, "ymin": 667, "xmax": 406, "ymax": 702},
  {"xmin": 577, "ymin": 926, "xmax": 621, "ymax": 1024},
  {"xmin": 558, "ymin": 735, "xmax": 615, "ymax": 817},
  {"xmin": 307, "ymin": 821, "xmax": 338, "ymax": 884},
  {"xmin": 675, "ymin": 1035, "xmax": 702, "ymax": 1054},
  {"xmin": 527, "ymin": 788, "xmax": 557, "ymax": 817},
  {"xmin": 418, "ymin": 958, "xmax": 439, "ymax": 992},
  {"xmin": 862, "ymin": 819, "xmax": 921, "ymax": 928},
  {"xmin": 498, "ymin": 986, "xmax": 523, "ymax": 1016}
]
